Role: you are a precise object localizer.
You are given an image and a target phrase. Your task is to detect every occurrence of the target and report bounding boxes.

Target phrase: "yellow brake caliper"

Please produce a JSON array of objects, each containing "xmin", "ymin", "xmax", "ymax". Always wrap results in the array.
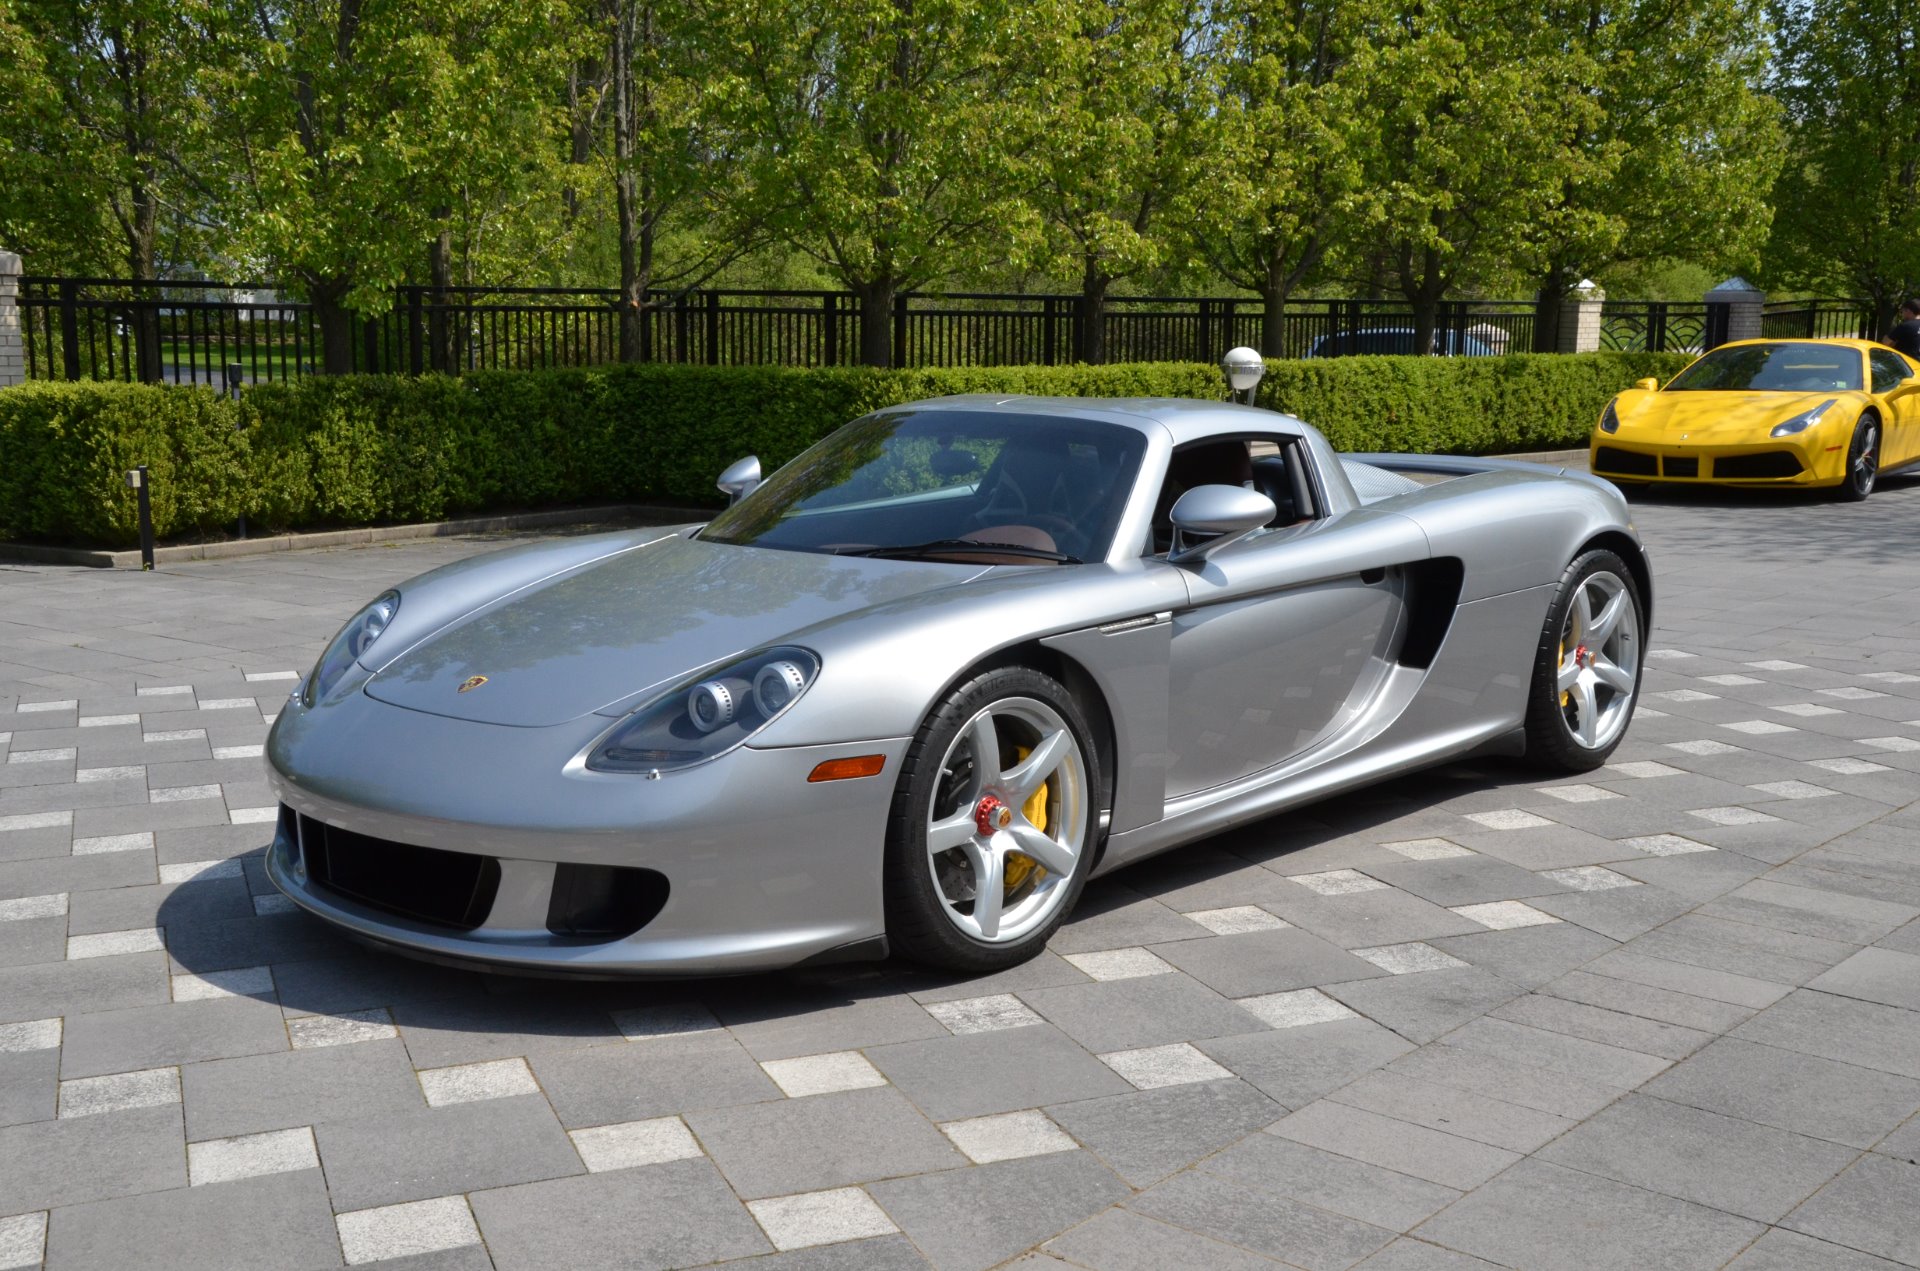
[{"xmin": 1003, "ymin": 745, "xmax": 1048, "ymax": 895}]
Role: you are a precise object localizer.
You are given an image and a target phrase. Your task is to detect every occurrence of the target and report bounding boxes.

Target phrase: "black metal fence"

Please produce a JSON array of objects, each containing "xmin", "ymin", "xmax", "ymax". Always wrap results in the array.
[
  {"xmin": 16, "ymin": 276, "xmax": 1872, "ymax": 384},
  {"xmin": 1596, "ymin": 299, "xmax": 1871, "ymax": 355},
  {"xmin": 1760, "ymin": 300, "xmax": 1874, "ymax": 341}
]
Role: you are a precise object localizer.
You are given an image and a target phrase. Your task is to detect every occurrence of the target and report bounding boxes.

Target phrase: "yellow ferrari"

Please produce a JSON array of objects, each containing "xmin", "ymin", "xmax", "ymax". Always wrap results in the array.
[{"xmin": 1590, "ymin": 338, "xmax": 1920, "ymax": 500}]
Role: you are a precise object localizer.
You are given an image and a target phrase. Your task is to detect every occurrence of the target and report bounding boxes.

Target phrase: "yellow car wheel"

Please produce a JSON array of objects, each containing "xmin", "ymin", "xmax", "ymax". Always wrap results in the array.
[{"xmin": 1836, "ymin": 413, "xmax": 1880, "ymax": 502}]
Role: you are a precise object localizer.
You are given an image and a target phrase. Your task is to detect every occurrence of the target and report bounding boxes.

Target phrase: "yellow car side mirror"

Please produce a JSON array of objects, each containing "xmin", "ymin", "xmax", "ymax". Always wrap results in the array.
[{"xmin": 1634, "ymin": 378, "xmax": 1660, "ymax": 392}]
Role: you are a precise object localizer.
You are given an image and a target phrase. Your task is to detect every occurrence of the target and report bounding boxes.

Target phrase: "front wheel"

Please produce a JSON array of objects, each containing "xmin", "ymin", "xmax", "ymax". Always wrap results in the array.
[
  {"xmin": 1835, "ymin": 414, "xmax": 1879, "ymax": 501},
  {"xmin": 884, "ymin": 666, "xmax": 1100, "ymax": 972},
  {"xmin": 1524, "ymin": 550, "xmax": 1644, "ymax": 772}
]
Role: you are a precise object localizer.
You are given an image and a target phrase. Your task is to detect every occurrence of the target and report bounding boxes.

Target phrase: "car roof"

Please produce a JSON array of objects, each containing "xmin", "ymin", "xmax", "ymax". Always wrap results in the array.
[
  {"xmin": 877, "ymin": 394, "xmax": 1311, "ymax": 446},
  {"xmin": 1714, "ymin": 338, "xmax": 1877, "ymax": 352}
]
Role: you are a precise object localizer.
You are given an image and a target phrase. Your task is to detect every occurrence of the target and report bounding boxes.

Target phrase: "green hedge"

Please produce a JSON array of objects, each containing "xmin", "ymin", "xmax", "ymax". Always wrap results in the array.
[{"xmin": 0, "ymin": 351, "xmax": 1688, "ymax": 547}]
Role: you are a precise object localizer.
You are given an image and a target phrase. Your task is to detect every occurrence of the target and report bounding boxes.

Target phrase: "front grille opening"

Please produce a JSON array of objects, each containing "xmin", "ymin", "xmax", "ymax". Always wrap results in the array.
[
  {"xmin": 1713, "ymin": 451, "xmax": 1803, "ymax": 479},
  {"xmin": 297, "ymin": 812, "xmax": 500, "ymax": 930},
  {"xmin": 1593, "ymin": 446, "xmax": 1657, "ymax": 476},
  {"xmin": 1662, "ymin": 455, "xmax": 1699, "ymax": 478},
  {"xmin": 547, "ymin": 863, "xmax": 670, "ymax": 938}
]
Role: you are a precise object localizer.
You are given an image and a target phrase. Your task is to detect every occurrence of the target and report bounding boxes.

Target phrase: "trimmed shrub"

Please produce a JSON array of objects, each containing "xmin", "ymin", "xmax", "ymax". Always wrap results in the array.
[{"xmin": 0, "ymin": 351, "xmax": 1689, "ymax": 547}]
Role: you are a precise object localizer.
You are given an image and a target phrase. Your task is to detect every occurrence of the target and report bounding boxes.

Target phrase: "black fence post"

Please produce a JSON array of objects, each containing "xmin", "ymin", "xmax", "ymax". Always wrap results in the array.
[
  {"xmin": 822, "ymin": 293, "xmax": 837, "ymax": 365},
  {"xmin": 406, "ymin": 288, "xmax": 423, "ymax": 376},
  {"xmin": 892, "ymin": 293, "xmax": 909, "ymax": 368},
  {"xmin": 59, "ymin": 280, "xmax": 81, "ymax": 380},
  {"xmin": 1042, "ymin": 297, "xmax": 1057, "ymax": 366},
  {"xmin": 1649, "ymin": 302, "xmax": 1668, "ymax": 353},
  {"xmin": 705, "ymin": 291, "xmax": 720, "ymax": 366},
  {"xmin": 1704, "ymin": 302, "xmax": 1730, "ymax": 351},
  {"xmin": 1221, "ymin": 299, "xmax": 1237, "ymax": 360},
  {"xmin": 674, "ymin": 293, "xmax": 691, "ymax": 363}
]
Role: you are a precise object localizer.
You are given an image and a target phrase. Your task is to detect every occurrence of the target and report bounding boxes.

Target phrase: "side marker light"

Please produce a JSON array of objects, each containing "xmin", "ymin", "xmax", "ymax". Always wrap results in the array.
[{"xmin": 808, "ymin": 755, "xmax": 886, "ymax": 782}]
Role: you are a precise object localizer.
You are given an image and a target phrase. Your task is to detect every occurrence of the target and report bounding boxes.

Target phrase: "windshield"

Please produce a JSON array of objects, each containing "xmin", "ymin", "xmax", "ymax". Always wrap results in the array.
[
  {"xmin": 700, "ymin": 410, "xmax": 1146, "ymax": 565},
  {"xmin": 1666, "ymin": 343, "xmax": 1863, "ymax": 393}
]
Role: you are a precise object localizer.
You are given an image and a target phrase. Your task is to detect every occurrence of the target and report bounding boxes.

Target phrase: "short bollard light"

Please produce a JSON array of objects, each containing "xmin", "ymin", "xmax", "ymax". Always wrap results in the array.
[
  {"xmin": 1220, "ymin": 346, "xmax": 1265, "ymax": 405},
  {"xmin": 125, "ymin": 466, "xmax": 155, "ymax": 571}
]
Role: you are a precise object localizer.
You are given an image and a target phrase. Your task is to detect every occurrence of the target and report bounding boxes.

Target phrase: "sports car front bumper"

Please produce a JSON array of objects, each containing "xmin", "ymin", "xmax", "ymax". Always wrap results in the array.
[
  {"xmin": 1590, "ymin": 431, "xmax": 1846, "ymax": 487},
  {"xmin": 264, "ymin": 688, "xmax": 909, "ymax": 975}
]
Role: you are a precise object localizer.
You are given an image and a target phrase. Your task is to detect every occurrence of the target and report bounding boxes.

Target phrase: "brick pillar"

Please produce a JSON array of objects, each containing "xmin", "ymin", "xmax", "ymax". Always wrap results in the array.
[
  {"xmin": 0, "ymin": 251, "xmax": 22, "ymax": 388},
  {"xmin": 1556, "ymin": 280, "xmax": 1605, "ymax": 353},
  {"xmin": 1705, "ymin": 277, "xmax": 1764, "ymax": 347}
]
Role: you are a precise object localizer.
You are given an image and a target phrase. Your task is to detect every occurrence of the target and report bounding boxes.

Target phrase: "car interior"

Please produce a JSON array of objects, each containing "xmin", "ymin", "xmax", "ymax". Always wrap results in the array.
[{"xmin": 1148, "ymin": 437, "xmax": 1318, "ymax": 555}]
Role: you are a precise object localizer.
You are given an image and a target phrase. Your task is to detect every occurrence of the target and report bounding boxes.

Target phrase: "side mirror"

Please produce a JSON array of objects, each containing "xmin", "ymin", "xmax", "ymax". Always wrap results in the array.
[
  {"xmin": 1634, "ymin": 378, "xmax": 1660, "ymax": 392},
  {"xmin": 1168, "ymin": 484, "xmax": 1276, "ymax": 565},
  {"xmin": 717, "ymin": 455, "xmax": 762, "ymax": 505}
]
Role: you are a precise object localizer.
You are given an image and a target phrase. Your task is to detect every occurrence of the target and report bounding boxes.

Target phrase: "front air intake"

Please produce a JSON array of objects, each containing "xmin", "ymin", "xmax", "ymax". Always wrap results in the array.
[
  {"xmin": 1593, "ymin": 447, "xmax": 1657, "ymax": 476},
  {"xmin": 1713, "ymin": 451, "xmax": 1803, "ymax": 479},
  {"xmin": 546, "ymin": 863, "xmax": 670, "ymax": 938},
  {"xmin": 295, "ymin": 811, "xmax": 500, "ymax": 930}
]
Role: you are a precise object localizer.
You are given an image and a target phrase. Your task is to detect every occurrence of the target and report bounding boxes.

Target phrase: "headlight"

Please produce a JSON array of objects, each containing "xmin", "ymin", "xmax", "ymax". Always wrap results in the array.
[
  {"xmin": 588, "ymin": 646, "xmax": 820, "ymax": 774},
  {"xmin": 1599, "ymin": 400, "xmax": 1621, "ymax": 433},
  {"xmin": 303, "ymin": 591, "xmax": 400, "ymax": 707},
  {"xmin": 1770, "ymin": 398, "xmax": 1838, "ymax": 437}
]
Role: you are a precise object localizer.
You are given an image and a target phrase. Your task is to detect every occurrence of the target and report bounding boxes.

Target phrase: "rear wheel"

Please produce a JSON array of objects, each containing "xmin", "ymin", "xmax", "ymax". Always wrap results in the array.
[
  {"xmin": 1836, "ymin": 413, "xmax": 1879, "ymax": 501},
  {"xmin": 884, "ymin": 667, "xmax": 1099, "ymax": 972},
  {"xmin": 1524, "ymin": 549, "xmax": 1643, "ymax": 771}
]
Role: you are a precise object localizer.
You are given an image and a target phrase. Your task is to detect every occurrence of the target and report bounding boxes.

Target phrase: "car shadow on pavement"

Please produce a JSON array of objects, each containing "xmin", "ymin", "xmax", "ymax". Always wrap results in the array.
[{"xmin": 152, "ymin": 761, "xmax": 1524, "ymax": 1037}]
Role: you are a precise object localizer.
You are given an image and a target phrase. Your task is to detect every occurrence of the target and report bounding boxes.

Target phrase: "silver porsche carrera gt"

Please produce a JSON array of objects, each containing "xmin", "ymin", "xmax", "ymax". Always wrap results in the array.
[{"xmin": 265, "ymin": 388, "xmax": 1649, "ymax": 975}]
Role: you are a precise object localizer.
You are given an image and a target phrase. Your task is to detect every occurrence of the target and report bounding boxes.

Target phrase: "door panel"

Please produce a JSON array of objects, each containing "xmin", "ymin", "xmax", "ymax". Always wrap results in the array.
[{"xmin": 1164, "ymin": 509, "xmax": 1429, "ymax": 799}]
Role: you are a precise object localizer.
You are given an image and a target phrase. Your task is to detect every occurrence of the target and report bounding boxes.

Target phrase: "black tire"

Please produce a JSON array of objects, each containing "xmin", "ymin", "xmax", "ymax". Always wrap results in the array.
[
  {"xmin": 1523, "ymin": 549, "xmax": 1645, "ymax": 772},
  {"xmin": 1835, "ymin": 413, "xmax": 1879, "ymax": 501},
  {"xmin": 884, "ymin": 666, "xmax": 1102, "ymax": 972}
]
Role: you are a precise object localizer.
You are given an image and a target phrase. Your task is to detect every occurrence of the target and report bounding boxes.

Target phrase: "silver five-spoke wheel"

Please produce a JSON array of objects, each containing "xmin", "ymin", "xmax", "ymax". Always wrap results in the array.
[
  {"xmin": 924, "ymin": 697, "xmax": 1088, "ymax": 944},
  {"xmin": 1555, "ymin": 569, "xmax": 1639, "ymax": 752},
  {"xmin": 1527, "ymin": 548, "xmax": 1645, "ymax": 772}
]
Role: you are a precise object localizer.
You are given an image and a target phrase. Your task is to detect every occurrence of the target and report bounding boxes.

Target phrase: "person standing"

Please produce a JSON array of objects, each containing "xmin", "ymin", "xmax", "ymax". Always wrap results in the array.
[{"xmin": 1889, "ymin": 299, "xmax": 1920, "ymax": 358}]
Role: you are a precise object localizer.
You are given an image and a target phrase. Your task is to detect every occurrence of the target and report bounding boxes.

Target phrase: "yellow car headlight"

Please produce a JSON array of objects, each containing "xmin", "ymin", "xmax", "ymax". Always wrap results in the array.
[
  {"xmin": 1599, "ymin": 400, "xmax": 1621, "ymax": 434},
  {"xmin": 1771, "ymin": 399, "xmax": 1838, "ymax": 438}
]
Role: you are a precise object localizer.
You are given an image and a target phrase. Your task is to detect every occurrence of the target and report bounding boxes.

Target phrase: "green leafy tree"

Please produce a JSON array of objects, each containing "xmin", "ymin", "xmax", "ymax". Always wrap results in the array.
[
  {"xmin": 603, "ymin": 0, "xmax": 763, "ymax": 360},
  {"xmin": 1187, "ymin": 0, "xmax": 1380, "ymax": 356},
  {"xmin": 707, "ymin": 0, "xmax": 1053, "ymax": 367},
  {"xmin": 1522, "ymin": 0, "xmax": 1779, "ymax": 350},
  {"xmin": 206, "ymin": 0, "xmax": 572, "ymax": 372},
  {"xmin": 1027, "ymin": 0, "xmax": 1208, "ymax": 363},
  {"xmin": 1765, "ymin": 0, "xmax": 1919, "ymax": 335},
  {"xmin": 1, "ymin": 0, "xmax": 215, "ymax": 377},
  {"xmin": 1349, "ymin": 1, "xmax": 1595, "ymax": 350}
]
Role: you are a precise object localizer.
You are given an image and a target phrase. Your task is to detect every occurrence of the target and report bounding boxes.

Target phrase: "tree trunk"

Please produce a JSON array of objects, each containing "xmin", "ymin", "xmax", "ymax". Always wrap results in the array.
[
  {"xmin": 124, "ymin": 177, "xmax": 165, "ymax": 383},
  {"xmin": 1404, "ymin": 245, "xmax": 1444, "ymax": 354},
  {"xmin": 309, "ymin": 277, "xmax": 356, "ymax": 374},
  {"xmin": 428, "ymin": 222, "xmax": 453, "ymax": 372},
  {"xmin": 1258, "ymin": 257, "xmax": 1291, "ymax": 358},
  {"xmin": 1076, "ymin": 263, "xmax": 1110, "ymax": 364},
  {"xmin": 612, "ymin": 0, "xmax": 644, "ymax": 362},
  {"xmin": 1529, "ymin": 264, "xmax": 1573, "ymax": 354},
  {"xmin": 1869, "ymin": 289, "xmax": 1898, "ymax": 342},
  {"xmin": 854, "ymin": 279, "xmax": 894, "ymax": 368},
  {"xmin": 126, "ymin": 248, "xmax": 165, "ymax": 385}
]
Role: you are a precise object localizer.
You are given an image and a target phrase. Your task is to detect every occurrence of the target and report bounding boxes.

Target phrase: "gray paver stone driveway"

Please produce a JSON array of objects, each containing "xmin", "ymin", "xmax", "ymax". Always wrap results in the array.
[{"xmin": 2, "ymin": 476, "xmax": 1919, "ymax": 1270}]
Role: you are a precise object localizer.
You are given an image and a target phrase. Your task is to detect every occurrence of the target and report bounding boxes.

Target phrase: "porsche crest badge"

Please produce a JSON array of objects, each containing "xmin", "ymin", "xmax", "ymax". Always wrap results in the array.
[{"xmin": 457, "ymin": 675, "xmax": 489, "ymax": 693}]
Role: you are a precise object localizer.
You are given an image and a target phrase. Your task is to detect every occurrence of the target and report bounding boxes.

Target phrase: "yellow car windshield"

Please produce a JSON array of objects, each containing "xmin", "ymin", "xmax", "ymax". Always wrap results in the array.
[{"xmin": 1667, "ymin": 343, "xmax": 1862, "ymax": 392}]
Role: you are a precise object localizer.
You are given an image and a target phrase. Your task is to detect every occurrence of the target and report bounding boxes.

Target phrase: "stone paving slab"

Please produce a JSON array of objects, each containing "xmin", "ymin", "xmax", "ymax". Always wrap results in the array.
[{"xmin": 0, "ymin": 482, "xmax": 1918, "ymax": 1267}]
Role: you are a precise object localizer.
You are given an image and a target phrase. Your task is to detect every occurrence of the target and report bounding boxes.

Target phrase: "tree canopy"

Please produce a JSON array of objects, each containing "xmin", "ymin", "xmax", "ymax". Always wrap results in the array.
[{"xmin": 0, "ymin": 0, "xmax": 1841, "ymax": 365}]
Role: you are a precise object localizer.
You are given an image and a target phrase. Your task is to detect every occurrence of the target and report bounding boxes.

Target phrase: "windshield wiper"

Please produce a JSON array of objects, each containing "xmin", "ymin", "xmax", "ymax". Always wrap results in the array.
[{"xmin": 850, "ymin": 539, "xmax": 1082, "ymax": 565}]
